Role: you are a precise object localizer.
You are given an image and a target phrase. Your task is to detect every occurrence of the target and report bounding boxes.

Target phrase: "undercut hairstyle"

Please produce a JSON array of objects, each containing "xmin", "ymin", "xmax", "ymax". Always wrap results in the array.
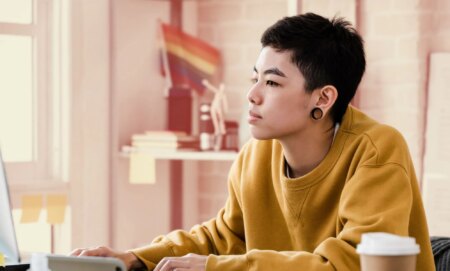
[{"xmin": 261, "ymin": 13, "xmax": 366, "ymax": 123}]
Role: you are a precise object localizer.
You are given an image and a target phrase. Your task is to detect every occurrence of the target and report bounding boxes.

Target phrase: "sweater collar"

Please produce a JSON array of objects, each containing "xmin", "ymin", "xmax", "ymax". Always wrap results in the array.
[{"xmin": 278, "ymin": 106, "xmax": 354, "ymax": 189}]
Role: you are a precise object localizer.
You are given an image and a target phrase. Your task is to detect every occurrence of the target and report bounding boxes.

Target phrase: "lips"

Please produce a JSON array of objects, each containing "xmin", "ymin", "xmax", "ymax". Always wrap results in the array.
[
  {"xmin": 248, "ymin": 110, "xmax": 262, "ymax": 124},
  {"xmin": 249, "ymin": 110, "xmax": 262, "ymax": 119}
]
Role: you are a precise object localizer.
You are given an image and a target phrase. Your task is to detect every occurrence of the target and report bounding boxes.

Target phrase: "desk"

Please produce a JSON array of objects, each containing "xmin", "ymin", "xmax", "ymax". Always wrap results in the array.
[{"xmin": 121, "ymin": 147, "xmax": 237, "ymax": 229}]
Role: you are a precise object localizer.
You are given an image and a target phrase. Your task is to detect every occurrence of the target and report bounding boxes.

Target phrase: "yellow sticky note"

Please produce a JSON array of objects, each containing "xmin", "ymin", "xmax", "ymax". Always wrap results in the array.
[
  {"xmin": 0, "ymin": 252, "xmax": 5, "ymax": 266},
  {"xmin": 46, "ymin": 194, "xmax": 67, "ymax": 224},
  {"xmin": 20, "ymin": 194, "xmax": 43, "ymax": 223},
  {"xmin": 129, "ymin": 152, "xmax": 156, "ymax": 184}
]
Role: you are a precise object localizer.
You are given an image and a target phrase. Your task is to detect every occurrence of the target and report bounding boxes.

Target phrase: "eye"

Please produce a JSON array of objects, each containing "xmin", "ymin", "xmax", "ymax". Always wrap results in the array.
[
  {"xmin": 251, "ymin": 77, "xmax": 258, "ymax": 84},
  {"xmin": 266, "ymin": 80, "xmax": 280, "ymax": 87}
]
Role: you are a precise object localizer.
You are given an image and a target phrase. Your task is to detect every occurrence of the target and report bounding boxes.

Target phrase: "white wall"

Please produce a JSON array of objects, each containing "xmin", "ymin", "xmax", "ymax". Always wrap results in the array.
[{"xmin": 70, "ymin": 0, "xmax": 111, "ymax": 248}]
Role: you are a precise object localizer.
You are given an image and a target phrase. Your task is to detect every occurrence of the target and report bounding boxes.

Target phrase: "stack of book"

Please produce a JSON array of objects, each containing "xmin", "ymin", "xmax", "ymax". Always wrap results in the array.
[{"xmin": 130, "ymin": 131, "xmax": 199, "ymax": 151}]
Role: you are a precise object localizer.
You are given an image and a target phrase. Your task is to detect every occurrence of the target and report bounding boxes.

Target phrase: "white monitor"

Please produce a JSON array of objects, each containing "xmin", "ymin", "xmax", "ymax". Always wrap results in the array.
[{"xmin": 0, "ymin": 150, "xmax": 21, "ymax": 264}]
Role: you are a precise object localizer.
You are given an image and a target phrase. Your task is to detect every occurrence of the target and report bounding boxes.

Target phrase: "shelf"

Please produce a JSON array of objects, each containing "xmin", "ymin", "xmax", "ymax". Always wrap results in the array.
[{"xmin": 121, "ymin": 145, "xmax": 238, "ymax": 161}]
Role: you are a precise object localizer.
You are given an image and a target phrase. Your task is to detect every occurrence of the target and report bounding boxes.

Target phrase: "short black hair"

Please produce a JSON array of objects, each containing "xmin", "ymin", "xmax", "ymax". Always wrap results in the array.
[{"xmin": 261, "ymin": 13, "xmax": 366, "ymax": 123}]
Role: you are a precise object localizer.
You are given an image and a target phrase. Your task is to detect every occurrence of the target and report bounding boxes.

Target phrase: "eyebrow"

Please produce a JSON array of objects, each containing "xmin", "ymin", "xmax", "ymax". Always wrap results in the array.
[{"xmin": 253, "ymin": 66, "xmax": 287, "ymax": 78}]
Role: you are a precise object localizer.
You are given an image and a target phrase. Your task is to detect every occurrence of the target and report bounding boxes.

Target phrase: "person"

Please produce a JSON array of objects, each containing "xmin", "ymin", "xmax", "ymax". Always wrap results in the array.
[{"xmin": 71, "ymin": 13, "xmax": 436, "ymax": 270}]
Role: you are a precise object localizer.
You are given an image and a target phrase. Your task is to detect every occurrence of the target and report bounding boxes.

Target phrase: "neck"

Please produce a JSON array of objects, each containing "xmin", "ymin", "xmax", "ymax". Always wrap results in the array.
[{"xmin": 282, "ymin": 120, "xmax": 336, "ymax": 178}]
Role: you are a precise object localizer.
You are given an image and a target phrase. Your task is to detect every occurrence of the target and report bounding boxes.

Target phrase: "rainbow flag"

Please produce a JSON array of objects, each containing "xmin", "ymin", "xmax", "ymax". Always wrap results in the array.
[{"xmin": 160, "ymin": 22, "xmax": 221, "ymax": 95}]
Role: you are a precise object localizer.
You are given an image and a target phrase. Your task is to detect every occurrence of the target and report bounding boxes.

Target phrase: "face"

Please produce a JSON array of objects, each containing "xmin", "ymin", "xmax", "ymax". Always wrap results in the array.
[{"xmin": 248, "ymin": 46, "xmax": 316, "ymax": 140}]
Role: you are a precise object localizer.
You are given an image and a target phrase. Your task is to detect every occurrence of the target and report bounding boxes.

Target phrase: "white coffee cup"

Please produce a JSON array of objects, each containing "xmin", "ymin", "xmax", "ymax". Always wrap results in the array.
[{"xmin": 356, "ymin": 232, "xmax": 420, "ymax": 271}]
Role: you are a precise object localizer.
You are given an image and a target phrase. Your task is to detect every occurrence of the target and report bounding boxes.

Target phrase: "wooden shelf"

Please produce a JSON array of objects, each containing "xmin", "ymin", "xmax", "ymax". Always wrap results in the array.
[{"xmin": 121, "ymin": 145, "xmax": 238, "ymax": 161}]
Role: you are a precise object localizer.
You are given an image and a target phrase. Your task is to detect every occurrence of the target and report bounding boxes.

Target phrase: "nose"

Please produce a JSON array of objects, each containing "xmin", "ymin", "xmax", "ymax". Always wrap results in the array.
[{"xmin": 247, "ymin": 83, "xmax": 262, "ymax": 105}]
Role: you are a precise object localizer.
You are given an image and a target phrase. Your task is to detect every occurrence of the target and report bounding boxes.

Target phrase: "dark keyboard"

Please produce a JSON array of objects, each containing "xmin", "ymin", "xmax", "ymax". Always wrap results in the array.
[{"xmin": 1, "ymin": 263, "xmax": 30, "ymax": 271}]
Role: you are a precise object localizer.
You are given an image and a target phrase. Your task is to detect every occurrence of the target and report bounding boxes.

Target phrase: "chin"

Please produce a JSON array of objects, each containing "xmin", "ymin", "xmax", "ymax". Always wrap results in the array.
[{"xmin": 250, "ymin": 130, "xmax": 274, "ymax": 141}]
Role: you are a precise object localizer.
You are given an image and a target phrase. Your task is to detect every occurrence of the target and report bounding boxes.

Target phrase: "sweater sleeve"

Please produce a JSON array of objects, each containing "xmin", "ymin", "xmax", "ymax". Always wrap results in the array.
[
  {"xmin": 206, "ymin": 163, "xmax": 413, "ymax": 271},
  {"xmin": 130, "ymin": 153, "xmax": 247, "ymax": 270}
]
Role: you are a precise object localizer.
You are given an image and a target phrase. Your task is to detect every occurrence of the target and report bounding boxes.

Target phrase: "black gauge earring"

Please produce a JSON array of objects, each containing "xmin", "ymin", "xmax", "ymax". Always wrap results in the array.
[{"xmin": 311, "ymin": 108, "xmax": 323, "ymax": 120}]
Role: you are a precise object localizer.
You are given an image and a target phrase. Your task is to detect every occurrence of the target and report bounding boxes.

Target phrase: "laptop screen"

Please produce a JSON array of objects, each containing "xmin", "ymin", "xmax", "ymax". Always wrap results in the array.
[{"xmin": 0, "ymin": 150, "xmax": 21, "ymax": 264}]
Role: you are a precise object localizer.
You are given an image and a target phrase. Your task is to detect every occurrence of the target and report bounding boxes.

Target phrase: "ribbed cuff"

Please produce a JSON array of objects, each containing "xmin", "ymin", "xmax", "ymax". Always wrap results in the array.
[
  {"xmin": 206, "ymin": 254, "xmax": 248, "ymax": 271},
  {"xmin": 130, "ymin": 243, "xmax": 174, "ymax": 270}
]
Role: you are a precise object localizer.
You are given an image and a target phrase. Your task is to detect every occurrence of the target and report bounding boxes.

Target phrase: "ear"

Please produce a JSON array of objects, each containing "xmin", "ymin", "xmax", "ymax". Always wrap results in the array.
[{"xmin": 314, "ymin": 85, "xmax": 338, "ymax": 116}]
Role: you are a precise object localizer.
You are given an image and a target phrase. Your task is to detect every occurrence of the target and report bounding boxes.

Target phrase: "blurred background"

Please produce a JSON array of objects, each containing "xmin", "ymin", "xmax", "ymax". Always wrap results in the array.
[{"xmin": 1, "ymin": 0, "xmax": 450, "ymax": 258}]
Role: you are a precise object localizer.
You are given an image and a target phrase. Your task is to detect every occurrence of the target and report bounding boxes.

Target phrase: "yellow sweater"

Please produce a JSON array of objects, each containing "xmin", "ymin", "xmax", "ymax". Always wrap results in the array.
[{"xmin": 132, "ymin": 106, "xmax": 435, "ymax": 271}]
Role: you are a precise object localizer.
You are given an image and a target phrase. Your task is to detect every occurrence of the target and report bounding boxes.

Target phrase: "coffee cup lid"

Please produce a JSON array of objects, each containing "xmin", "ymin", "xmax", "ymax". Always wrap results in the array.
[{"xmin": 356, "ymin": 232, "xmax": 420, "ymax": 256}]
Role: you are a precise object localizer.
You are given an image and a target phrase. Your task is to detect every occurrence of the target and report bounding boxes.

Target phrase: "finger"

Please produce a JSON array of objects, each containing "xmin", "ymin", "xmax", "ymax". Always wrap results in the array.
[
  {"xmin": 94, "ymin": 246, "xmax": 113, "ymax": 257},
  {"xmin": 154, "ymin": 258, "xmax": 172, "ymax": 271},
  {"xmin": 69, "ymin": 248, "xmax": 83, "ymax": 256},
  {"xmin": 78, "ymin": 249, "xmax": 95, "ymax": 257},
  {"xmin": 79, "ymin": 248, "xmax": 106, "ymax": 257},
  {"xmin": 154, "ymin": 258, "xmax": 191, "ymax": 271},
  {"xmin": 153, "ymin": 257, "xmax": 167, "ymax": 271}
]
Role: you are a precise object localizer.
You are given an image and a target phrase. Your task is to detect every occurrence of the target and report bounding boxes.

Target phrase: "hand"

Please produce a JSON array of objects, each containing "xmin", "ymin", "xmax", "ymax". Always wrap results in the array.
[
  {"xmin": 70, "ymin": 246, "xmax": 144, "ymax": 270},
  {"xmin": 154, "ymin": 253, "xmax": 207, "ymax": 271}
]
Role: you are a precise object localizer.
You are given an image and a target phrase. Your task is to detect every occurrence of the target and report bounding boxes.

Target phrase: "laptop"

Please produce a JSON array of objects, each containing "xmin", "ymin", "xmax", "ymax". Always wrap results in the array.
[
  {"xmin": 0, "ymin": 150, "xmax": 23, "ymax": 269},
  {"xmin": 1, "ymin": 255, "xmax": 126, "ymax": 271},
  {"xmin": 0, "ymin": 150, "xmax": 126, "ymax": 271},
  {"xmin": 48, "ymin": 255, "xmax": 125, "ymax": 271}
]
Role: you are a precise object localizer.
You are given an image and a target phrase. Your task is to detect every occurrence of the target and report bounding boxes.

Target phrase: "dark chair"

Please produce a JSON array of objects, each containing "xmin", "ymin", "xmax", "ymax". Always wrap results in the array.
[{"xmin": 431, "ymin": 236, "xmax": 450, "ymax": 271}]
